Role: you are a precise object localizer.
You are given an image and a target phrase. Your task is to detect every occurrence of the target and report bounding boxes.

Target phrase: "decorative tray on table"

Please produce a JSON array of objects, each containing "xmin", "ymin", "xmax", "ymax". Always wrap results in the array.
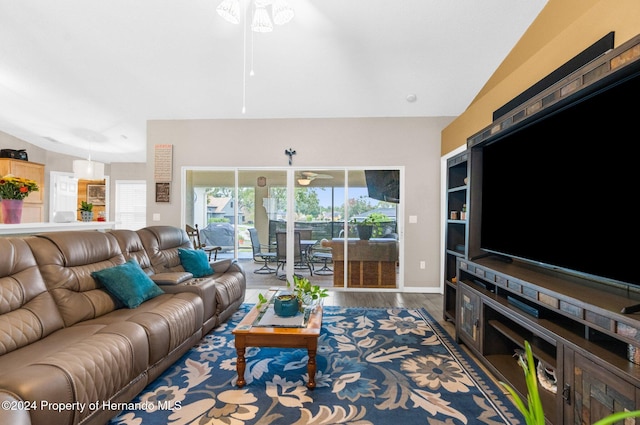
[{"xmin": 251, "ymin": 289, "xmax": 313, "ymax": 328}]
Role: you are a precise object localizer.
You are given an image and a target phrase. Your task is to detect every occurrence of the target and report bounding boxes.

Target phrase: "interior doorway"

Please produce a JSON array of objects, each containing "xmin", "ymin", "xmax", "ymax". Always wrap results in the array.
[{"xmin": 49, "ymin": 171, "xmax": 110, "ymax": 223}]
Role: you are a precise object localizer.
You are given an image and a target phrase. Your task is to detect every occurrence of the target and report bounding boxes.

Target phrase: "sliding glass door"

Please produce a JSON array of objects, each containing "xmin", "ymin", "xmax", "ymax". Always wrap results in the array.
[
  {"xmin": 344, "ymin": 170, "xmax": 399, "ymax": 289},
  {"xmin": 185, "ymin": 169, "xmax": 238, "ymax": 257},
  {"xmin": 183, "ymin": 167, "xmax": 401, "ymax": 289}
]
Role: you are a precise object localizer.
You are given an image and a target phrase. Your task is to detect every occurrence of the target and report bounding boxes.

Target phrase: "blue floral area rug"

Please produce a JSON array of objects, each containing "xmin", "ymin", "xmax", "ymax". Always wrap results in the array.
[{"xmin": 109, "ymin": 305, "xmax": 523, "ymax": 424}]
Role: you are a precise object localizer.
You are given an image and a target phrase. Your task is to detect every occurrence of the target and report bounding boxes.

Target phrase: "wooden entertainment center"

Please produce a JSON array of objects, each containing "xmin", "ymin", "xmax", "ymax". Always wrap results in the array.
[
  {"xmin": 457, "ymin": 256, "xmax": 640, "ymax": 424},
  {"xmin": 444, "ymin": 34, "xmax": 640, "ymax": 424}
]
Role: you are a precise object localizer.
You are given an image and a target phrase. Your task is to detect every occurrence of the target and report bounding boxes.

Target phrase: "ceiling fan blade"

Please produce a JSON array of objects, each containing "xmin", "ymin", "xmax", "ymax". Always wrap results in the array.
[
  {"xmin": 298, "ymin": 173, "xmax": 315, "ymax": 181},
  {"xmin": 301, "ymin": 171, "xmax": 333, "ymax": 179}
]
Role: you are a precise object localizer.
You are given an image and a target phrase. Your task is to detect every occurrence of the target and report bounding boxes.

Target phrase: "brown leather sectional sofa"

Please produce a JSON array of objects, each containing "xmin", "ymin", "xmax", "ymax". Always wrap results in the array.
[{"xmin": 0, "ymin": 225, "xmax": 246, "ymax": 425}]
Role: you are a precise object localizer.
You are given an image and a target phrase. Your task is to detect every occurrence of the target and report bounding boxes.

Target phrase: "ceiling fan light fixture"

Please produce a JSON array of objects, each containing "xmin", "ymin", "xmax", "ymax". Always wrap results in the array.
[
  {"xmin": 272, "ymin": 0, "xmax": 294, "ymax": 25},
  {"xmin": 217, "ymin": 0, "xmax": 240, "ymax": 24},
  {"xmin": 251, "ymin": 4, "xmax": 273, "ymax": 33},
  {"xmin": 297, "ymin": 178, "xmax": 311, "ymax": 186}
]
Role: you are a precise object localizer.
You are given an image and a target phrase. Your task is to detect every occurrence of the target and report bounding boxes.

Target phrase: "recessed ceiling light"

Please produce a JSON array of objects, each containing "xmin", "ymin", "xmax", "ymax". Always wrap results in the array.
[{"xmin": 406, "ymin": 94, "xmax": 417, "ymax": 103}]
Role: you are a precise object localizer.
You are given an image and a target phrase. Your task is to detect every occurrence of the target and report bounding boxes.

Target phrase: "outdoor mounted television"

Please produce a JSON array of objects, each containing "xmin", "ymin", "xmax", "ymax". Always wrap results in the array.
[
  {"xmin": 365, "ymin": 170, "xmax": 399, "ymax": 203},
  {"xmin": 477, "ymin": 60, "xmax": 639, "ymax": 290}
]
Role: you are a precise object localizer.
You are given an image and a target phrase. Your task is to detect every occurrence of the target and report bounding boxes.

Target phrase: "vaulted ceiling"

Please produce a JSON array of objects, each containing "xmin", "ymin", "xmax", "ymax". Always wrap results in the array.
[{"xmin": 0, "ymin": 0, "xmax": 547, "ymax": 163}]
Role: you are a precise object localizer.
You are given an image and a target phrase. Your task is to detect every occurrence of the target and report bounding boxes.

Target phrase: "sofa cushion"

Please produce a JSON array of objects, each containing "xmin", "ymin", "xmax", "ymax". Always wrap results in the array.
[
  {"xmin": 92, "ymin": 259, "xmax": 164, "ymax": 308},
  {"xmin": 137, "ymin": 226, "xmax": 192, "ymax": 274},
  {"xmin": 77, "ymin": 292, "xmax": 204, "ymax": 368},
  {"xmin": 0, "ymin": 238, "xmax": 65, "ymax": 356},
  {"xmin": 178, "ymin": 248, "xmax": 213, "ymax": 277},
  {"xmin": 109, "ymin": 229, "xmax": 155, "ymax": 275},
  {"xmin": 0, "ymin": 321, "xmax": 149, "ymax": 425},
  {"xmin": 158, "ymin": 276, "xmax": 218, "ymax": 334},
  {"xmin": 26, "ymin": 232, "xmax": 126, "ymax": 326}
]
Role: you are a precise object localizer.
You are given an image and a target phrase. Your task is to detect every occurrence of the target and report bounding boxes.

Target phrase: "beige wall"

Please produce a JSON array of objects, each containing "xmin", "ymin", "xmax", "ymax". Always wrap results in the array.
[
  {"xmin": 147, "ymin": 117, "xmax": 454, "ymax": 290},
  {"xmin": 442, "ymin": 0, "xmax": 640, "ymax": 155}
]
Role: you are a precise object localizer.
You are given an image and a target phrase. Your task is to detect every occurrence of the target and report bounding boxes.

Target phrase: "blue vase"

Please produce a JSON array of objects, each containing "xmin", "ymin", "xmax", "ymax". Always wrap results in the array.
[{"xmin": 274, "ymin": 294, "xmax": 299, "ymax": 317}]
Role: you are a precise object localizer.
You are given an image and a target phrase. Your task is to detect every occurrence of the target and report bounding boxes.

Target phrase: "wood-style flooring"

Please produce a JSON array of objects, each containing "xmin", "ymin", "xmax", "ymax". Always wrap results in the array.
[{"xmin": 244, "ymin": 289, "xmax": 455, "ymax": 343}]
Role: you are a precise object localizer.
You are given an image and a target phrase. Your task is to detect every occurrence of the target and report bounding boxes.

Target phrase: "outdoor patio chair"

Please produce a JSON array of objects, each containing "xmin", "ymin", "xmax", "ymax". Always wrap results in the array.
[
  {"xmin": 275, "ymin": 231, "xmax": 313, "ymax": 279},
  {"xmin": 295, "ymin": 228, "xmax": 312, "ymax": 240},
  {"xmin": 308, "ymin": 240, "xmax": 333, "ymax": 275},
  {"xmin": 186, "ymin": 224, "xmax": 222, "ymax": 261},
  {"xmin": 295, "ymin": 227, "xmax": 314, "ymax": 263},
  {"xmin": 249, "ymin": 227, "xmax": 276, "ymax": 274}
]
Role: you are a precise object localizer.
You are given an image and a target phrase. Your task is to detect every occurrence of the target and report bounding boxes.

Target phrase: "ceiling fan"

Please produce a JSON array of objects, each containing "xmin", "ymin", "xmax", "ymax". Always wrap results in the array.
[{"xmin": 298, "ymin": 171, "xmax": 333, "ymax": 185}]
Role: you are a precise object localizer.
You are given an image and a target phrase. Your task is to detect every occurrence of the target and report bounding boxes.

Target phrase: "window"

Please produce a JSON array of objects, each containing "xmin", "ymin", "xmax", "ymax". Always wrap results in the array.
[{"xmin": 115, "ymin": 180, "xmax": 146, "ymax": 230}]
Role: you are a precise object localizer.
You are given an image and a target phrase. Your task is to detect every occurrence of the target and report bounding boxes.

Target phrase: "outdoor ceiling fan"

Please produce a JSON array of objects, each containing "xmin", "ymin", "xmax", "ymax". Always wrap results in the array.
[{"xmin": 298, "ymin": 171, "xmax": 333, "ymax": 186}]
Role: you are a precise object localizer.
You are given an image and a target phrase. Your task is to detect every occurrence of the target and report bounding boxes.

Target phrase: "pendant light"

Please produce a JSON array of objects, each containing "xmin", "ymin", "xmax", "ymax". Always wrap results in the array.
[{"xmin": 73, "ymin": 157, "xmax": 105, "ymax": 180}]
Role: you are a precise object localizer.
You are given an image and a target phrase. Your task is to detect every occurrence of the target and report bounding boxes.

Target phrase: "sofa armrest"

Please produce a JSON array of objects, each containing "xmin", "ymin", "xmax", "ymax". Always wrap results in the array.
[
  {"xmin": 150, "ymin": 272, "xmax": 193, "ymax": 285},
  {"xmin": 211, "ymin": 259, "xmax": 245, "ymax": 277},
  {"xmin": 0, "ymin": 390, "xmax": 33, "ymax": 425},
  {"xmin": 210, "ymin": 258, "xmax": 232, "ymax": 272}
]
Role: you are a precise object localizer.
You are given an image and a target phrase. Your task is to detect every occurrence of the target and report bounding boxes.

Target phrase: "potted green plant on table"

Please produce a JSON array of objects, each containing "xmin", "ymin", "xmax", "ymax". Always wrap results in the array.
[
  {"xmin": 272, "ymin": 293, "xmax": 299, "ymax": 317},
  {"xmin": 260, "ymin": 275, "xmax": 329, "ymax": 317},
  {"xmin": 351, "ymin": 212, "xmax": 391, "ymax": 240},
  {"xmin": 502, "ymin": 341, "xmax": 640, "ymax": 425},
  {"xmin": 288, "ymin": 275, "xmax": 329, "ymax": 308},
  {"xmin": 79, "ymin": 201, "xmax": 94, "ymax": 222}
]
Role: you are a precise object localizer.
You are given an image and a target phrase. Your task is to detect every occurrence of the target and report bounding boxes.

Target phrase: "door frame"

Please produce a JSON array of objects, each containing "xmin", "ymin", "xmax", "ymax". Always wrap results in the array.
[{"xmin": 181, "ymin": 166, "xmax": 404, "ymax": 290}]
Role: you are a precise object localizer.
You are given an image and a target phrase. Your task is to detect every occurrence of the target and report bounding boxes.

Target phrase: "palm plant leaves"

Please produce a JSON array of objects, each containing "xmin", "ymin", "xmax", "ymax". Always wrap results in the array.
[{"xmin": 501, "ymin": 340, "xmax": 640, "ymax": 425}]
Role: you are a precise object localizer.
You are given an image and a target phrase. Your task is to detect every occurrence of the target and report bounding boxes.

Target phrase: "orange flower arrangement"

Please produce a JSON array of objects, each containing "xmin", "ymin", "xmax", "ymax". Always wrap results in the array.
[{"xmin": 0, "ymin": 174, "xmax": 40, "ymax": 200}]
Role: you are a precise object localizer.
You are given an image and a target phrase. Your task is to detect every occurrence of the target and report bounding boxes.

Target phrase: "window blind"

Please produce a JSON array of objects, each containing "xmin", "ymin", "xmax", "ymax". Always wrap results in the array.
[{"xmin": 115, "ymin": 180, "xmax": 146, "ymax": 230}]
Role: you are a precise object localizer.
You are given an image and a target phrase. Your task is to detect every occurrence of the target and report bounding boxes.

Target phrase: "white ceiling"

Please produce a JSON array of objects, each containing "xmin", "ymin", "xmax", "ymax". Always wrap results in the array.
[{"xmin": 0, "ymin": 0, "xmax": 547, "ymax": 163}]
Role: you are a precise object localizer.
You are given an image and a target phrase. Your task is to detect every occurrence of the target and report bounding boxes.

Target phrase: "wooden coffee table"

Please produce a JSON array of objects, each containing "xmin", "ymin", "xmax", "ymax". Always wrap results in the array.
[{"xmin": 232, "ymin": 292, "xmax": 323, "ymax": 389}]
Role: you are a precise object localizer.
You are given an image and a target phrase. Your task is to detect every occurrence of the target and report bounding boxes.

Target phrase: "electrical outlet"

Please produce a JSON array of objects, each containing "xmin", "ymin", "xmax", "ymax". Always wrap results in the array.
[
  {"xmin": 420, "ymin": 261, "xmax": 426, "ymax": 269},
  {"xmin": 152, "ymin": 213, "xmax": 161, "ymax": 221}
]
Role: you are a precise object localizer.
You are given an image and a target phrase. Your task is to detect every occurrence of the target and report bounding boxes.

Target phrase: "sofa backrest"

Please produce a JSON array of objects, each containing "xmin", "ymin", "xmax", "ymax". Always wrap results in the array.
[
  {"xmin": 26, "ymin": 231, "xmax": 125, "ymax": 327},
  {"xmin": 137, "ymin": 226, "xmax": 192, "ymax": 274},
  {"xmin": 0, "ymin": 237, "xmax": 65, "ymax": 356},
  {"xmin": 109, "ymin": 229, "xmax": 155, "ymax": 275}
]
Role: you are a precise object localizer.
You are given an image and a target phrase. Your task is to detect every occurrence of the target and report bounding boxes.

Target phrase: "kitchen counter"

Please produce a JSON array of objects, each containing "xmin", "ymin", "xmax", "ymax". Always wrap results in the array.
[{"xmin": 0, "ymin": 221, "xmax": 117, "ymax": 235}]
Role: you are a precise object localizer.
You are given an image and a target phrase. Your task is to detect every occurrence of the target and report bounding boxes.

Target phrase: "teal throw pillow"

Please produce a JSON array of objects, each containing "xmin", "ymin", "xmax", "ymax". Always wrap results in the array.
[
  {"xmin": 178, "ymin": 248, "xmax": 214, "ymax": 278},
  {"xmin": 92, "ymin": 258, "xmax": 164, "ymax": 308}
]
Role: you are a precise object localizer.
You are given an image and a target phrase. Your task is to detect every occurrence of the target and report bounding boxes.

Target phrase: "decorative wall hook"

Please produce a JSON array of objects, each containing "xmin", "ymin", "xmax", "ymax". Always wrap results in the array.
[{"xmin": 285, "ymin": 148, "xmax": 296, "ymax": 166}]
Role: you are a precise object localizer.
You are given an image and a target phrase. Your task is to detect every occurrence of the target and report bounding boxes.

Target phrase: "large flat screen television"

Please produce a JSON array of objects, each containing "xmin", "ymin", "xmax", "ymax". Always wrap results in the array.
[
  {"xmin": 477, "ymin": 60, "xmax": 639, "ymax": 289},
  {"xmin": 365, "ymin": 170, "xmax": 400, "ymax": 203}
]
